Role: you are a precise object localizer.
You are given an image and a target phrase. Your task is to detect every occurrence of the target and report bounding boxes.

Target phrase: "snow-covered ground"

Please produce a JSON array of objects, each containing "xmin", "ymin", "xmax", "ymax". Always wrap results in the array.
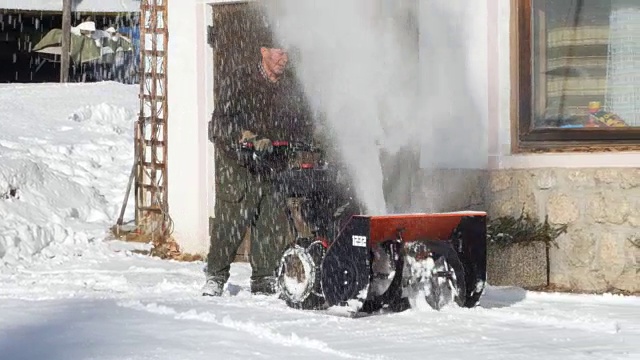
[{"xmin": 1, "ymin": 83, "xmax": 639, "ymax": 360}]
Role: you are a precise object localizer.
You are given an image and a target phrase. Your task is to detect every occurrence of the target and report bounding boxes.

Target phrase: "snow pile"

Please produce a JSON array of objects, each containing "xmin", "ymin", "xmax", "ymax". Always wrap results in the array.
[{"xmin": 0, "ymin": 82, "xmax": 138, "ymax": 266}]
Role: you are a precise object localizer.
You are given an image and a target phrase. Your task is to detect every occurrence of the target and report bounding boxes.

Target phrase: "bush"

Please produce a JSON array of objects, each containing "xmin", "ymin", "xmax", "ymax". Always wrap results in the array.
[{"xmin": 487, "ymin": 211, "xmax": 567, "ymax": 248}]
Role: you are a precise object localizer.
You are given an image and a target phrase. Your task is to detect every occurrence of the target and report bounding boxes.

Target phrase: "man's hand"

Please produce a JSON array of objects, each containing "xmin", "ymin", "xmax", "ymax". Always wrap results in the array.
[
  {"xmin": 239, "ymin": 130, "xmax": 272, "ymax": 153},
  {"xmin": 254, "ymin": 138, "xmax": 273, "ymax": 153},
  {"xmin": 240, "ymin": 130, "xmax": 258, "ymax": 143}
]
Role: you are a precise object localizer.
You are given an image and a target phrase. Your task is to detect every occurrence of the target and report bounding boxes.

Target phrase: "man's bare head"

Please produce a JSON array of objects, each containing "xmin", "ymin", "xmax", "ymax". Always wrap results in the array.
[{"xmin": 260, "ymin": 46, "xmax": 288, "ymax": 82}]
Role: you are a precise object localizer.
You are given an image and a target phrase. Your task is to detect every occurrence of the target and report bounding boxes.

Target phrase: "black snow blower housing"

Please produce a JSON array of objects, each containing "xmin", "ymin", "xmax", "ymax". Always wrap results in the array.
[
  {"xmin": 278, "ymin": 212, "xmax": 487, "ymax": 314},
  {"xmin": 237, "ymin": 140, "xmax": 487, "ymax": 314}
]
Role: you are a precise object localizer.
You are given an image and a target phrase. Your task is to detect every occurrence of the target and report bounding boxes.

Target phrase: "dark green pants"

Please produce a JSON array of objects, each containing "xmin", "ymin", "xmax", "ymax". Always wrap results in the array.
[{"xmin": 206, "ymin": 173, "xmax": 291, "ymax": 284}]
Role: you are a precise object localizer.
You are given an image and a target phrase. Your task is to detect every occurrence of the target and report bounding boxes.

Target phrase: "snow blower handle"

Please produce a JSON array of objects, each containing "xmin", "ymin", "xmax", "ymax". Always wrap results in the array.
[
  {"xmin": 237, "ymin": 140, "xmax": 293, "ymax": 173},
  {"xmin": 239, "ymin": 140, "xmax": 323, "ymax": 158},
  {"xmin": 238, "ymin": 140, "xmax": 290, "ymax": 162},
  {"xmin": 237, "ymin": 140, "xmax": 326, "ymax": 173}
]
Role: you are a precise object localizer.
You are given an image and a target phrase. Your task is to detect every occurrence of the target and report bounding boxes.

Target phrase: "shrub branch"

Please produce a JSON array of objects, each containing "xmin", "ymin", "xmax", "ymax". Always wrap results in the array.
[{"xmin": 487, "ymin": 210, "xmax": 567, "ymax": 248}]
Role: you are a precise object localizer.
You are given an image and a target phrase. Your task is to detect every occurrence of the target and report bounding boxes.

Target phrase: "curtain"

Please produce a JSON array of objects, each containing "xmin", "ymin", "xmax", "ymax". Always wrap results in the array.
[{"xmin": 605, "ymin": 0, "xmax": 640, "ymax": 126}]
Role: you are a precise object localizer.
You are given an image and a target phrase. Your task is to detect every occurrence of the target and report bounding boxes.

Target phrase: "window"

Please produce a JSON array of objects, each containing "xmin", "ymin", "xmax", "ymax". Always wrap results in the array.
[{"xmin": 514, "ymin": 0, "xmax": 640, "ymax": 152}]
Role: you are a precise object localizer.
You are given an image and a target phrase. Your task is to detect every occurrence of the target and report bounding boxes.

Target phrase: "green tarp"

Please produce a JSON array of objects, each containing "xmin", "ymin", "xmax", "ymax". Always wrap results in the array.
[{"xmin": 32, "ymin": 28, "xmax": 132, "ymax": 64}]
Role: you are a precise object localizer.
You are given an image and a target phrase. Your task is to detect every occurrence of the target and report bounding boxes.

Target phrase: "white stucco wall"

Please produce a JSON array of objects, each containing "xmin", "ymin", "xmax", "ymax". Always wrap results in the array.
[{"xmin": 165, "ymin": 0, "xmax": 213, "ymax": 255}]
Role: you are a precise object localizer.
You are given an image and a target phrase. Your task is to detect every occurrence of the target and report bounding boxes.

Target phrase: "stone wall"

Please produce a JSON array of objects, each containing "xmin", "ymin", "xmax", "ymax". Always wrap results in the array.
[{"xmin": 487, "ymin": 168, "xmax": 640, "ymax": 293}]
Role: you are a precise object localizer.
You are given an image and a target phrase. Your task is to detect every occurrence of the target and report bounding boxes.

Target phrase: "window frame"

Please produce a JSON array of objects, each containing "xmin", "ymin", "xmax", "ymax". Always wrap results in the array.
[{"xmin": 511, "ymin": 0, "xmax": 640, "ymax": 153}]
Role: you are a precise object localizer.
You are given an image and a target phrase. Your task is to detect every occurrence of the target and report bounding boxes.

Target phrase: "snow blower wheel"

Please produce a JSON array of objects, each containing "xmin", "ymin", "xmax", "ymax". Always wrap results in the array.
[
  {"xmin": 402, "ymin": 240, "xmax": 467, "ymax": 311},
  {"xmin": 277, "ymin": 238, "xmax": 326, "ymax": 310}
]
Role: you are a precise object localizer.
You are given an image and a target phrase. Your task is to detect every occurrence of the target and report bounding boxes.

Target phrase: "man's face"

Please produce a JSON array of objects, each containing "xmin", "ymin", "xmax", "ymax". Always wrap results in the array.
[{"xmin": 261, "ymin": 47, "xmax": 289, "ymax": 76}]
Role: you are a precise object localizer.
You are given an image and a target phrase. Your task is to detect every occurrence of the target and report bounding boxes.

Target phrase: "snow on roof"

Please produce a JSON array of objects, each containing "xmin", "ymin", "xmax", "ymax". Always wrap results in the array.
[{"xmin": 0, "ymin": 0, "xmax": 140, "ymax": 12}]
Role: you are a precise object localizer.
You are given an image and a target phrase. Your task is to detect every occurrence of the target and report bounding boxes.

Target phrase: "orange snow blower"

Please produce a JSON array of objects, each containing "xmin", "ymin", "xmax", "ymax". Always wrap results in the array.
[
  {"xmin": 278, "ymin": 212, "xmax": 487, "ymax": 314},
  {"xmin": 324, "ymin": 212, "xmax": 485, "ymax": 311},
  {"xmin": 237, "ymin": 140, "xmax": 487, "ymax": 314}
]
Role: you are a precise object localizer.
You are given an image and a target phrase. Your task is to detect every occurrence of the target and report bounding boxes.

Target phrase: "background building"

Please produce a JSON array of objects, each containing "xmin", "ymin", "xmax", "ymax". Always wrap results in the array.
[{"xmin": 0, "ymin": 0, "xmax": 139, "ymax": 82}]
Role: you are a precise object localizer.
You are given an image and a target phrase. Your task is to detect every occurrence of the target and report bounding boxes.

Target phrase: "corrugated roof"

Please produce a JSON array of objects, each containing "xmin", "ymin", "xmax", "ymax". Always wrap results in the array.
[{"xmin": 0, "ymin": 0, "xmax": 140, "ymax": 12}]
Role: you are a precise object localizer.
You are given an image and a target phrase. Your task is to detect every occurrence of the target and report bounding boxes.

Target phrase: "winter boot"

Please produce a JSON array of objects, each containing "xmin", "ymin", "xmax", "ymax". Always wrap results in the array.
[
  {"xmin": 250, "ymin": 276, "xmax": 278, "ymax": 295},
  {"xmin": 202, "ymin": 276, "xmax": 224, "ymax": 297}
]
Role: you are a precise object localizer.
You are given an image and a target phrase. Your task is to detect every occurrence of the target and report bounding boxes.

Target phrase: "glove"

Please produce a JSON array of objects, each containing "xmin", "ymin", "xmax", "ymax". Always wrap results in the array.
[
  {"xmin": 254, "ymin": 138, "xmax": 273, "ymax": 154},
  {"xmin": 240, "ymin": 130, "xmax": 258, "ymax": 143},
  {"xmin": 239, "ymin": 130, "xmax": 272, "ymax": 153}
]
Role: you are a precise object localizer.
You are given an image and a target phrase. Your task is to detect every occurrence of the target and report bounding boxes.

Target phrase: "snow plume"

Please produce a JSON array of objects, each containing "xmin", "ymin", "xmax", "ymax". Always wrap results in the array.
[
  {"xmin": 261, "ymin": 0, "xmax": 487, "ymax": 214},
  {"xmin": 415, "ymin": 1, "xmax": 489, "ymax": 213}
]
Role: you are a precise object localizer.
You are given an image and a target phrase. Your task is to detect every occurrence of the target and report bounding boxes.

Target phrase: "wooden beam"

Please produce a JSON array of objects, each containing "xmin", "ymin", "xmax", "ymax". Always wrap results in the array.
[{"xmin": 60, "ymin": 0, "xmax": 72, "ymax": 83}]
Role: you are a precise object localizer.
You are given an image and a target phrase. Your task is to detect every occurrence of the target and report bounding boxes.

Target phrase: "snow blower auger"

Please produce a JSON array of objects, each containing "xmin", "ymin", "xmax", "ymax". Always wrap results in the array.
[{"xmin": 236, "ymin": 140, "xmax": 486, "ymax": 314}]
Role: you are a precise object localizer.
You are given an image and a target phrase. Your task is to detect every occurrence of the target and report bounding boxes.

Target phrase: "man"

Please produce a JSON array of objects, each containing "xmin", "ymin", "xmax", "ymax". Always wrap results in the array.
[{"xmin": 203, "ymin": 31, "xmax": 314, "ymax": 296}]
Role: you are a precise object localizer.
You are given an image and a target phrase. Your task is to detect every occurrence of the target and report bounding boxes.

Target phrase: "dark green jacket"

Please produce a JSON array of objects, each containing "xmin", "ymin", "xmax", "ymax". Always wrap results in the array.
[{"xmin": 209, "ymin": 63, "xmax": 314, "ymax": 202}]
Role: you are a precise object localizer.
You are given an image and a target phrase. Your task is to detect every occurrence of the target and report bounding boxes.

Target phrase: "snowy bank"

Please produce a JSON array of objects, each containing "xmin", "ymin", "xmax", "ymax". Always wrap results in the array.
[{"xmin": 0, "ymin": 82, "xmax": 138, "ymax": 266}]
